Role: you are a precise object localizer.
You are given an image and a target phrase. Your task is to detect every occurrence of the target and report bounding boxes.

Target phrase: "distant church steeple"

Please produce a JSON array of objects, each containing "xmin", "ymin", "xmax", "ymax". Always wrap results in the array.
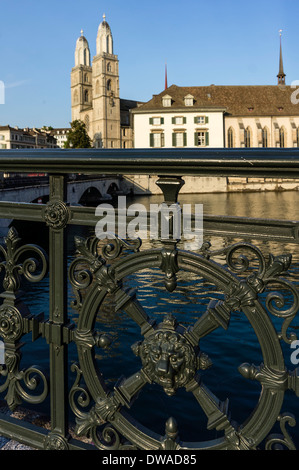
[
  {"xmin": 74, "ymin": 29, "xmax": 91, "ymax": 66},
  {"xmin": 277, "ymin": 29, "xmax": 286, "ymax": 85}
]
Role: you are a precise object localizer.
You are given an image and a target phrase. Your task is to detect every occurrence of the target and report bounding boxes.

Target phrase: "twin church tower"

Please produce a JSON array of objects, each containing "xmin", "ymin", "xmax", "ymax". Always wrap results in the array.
[{"xmin": 71, "ymin": 14, "xmax": 137, "ymax": 149}]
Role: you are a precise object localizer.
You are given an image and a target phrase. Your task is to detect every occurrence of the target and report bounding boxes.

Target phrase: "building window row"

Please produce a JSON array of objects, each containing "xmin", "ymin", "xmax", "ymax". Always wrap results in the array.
[
  {"xmin": 227, "ymin": 126, "xmax": 286, "ymax": 148},
  {"xmin": 149, "ymin": 116, "xmax": 209, "ymax": 126},
  {"xmin": 226, "ymin": 125, "xmax": 299, "ymax": 148},
  {"xmin": 150, "ymin": 131, "xmax": 209, "ymax": 148}
]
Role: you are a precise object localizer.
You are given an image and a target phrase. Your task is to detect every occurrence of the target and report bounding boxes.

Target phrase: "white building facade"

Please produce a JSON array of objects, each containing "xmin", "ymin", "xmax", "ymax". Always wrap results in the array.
[
  {"xmin": 133, "ymin": 106, "xmax": 225, "ymax": 149},
  {"xmin": 131, "ymin": 82, "xmax": 299, "ymax": 194},
  {"xmin": 132, "ymin": 84, "xmax": 299, "ymax": 151}
]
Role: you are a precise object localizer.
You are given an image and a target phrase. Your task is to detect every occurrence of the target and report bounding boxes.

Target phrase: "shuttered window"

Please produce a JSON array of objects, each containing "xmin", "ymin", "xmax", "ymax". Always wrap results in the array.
[
  {"xmin": 194, "ymin": 116, "xmax": 209, "ymax": 124},
  {"xmin": 194, "ymin": 131, "xmax": 209, "ymax": 147},
  {"xmin": 149, "ymin": 117, "xmax": 164, "ymax": 125},
  {"xmin": 172, "ymin": 116, "xmax": 187, "ymax": 125},
  {"xmin": 150, "ymin": 133, "xmax": 165, "ymax": 148},
  {"xmin": 172, "ymin": 132, "xmax": 187, "ymax": 147}
]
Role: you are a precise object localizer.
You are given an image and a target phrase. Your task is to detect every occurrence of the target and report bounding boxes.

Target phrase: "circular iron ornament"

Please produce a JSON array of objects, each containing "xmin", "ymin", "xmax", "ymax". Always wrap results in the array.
[
  {"xmin": 43, "ymin": 201, "xmax": 69, "ymax": 230},
  {"xmin": 73, "ymin": 247, "xmax": 293, "ymax": 450},
  {"xmin": 44, "ymin": 433, "xmax": 69, "ymax": 450},
  {"xmin": 0, "ymin": 305, "xmax": 23, "ymax": 342}
]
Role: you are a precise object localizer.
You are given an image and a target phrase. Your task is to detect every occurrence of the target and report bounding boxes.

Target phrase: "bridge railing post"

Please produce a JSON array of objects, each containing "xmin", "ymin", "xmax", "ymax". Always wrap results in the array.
[{"xmin": 45, "ymin": 174, "xmax": 70, "ymax": 445}]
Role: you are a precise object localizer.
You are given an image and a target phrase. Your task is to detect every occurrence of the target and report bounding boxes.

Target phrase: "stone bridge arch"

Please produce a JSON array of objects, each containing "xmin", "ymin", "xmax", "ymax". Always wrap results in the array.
[
  {"xmin": 0, "ymin": 176, "xmax": 127, "ymax": 207},
  {"xmin": 67, "ymin": 178, "xmax": 121, "ymax": 205}
]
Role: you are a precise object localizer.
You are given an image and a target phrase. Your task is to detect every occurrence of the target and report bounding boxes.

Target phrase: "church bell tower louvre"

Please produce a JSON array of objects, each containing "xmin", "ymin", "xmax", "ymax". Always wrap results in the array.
[{"xmin": 71, "ymin": 14, "xmax": 122, "ymax": 149}]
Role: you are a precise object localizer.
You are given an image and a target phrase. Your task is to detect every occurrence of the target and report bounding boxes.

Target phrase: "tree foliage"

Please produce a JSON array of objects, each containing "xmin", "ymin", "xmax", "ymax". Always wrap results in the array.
[{"xmin": 64, "ymin": 120, "xmax": 91, "ymax": 148}]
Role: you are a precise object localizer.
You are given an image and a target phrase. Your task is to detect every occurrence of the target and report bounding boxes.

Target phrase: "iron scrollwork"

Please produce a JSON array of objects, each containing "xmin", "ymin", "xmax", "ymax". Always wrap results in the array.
[
  {"xmin": 0, "ymin": 227, "xmax": 49, "ymax": 411},
  {"xmin": 0, "ymin": 227, "xmax": 48, "ymax": 293},
  {"xmin": 265, "ymin": 413, "xmax": 296, "ymax": 450},
  {"xmin": 69, "ymin": 234, "xmax": 299, "ymax": 450}
]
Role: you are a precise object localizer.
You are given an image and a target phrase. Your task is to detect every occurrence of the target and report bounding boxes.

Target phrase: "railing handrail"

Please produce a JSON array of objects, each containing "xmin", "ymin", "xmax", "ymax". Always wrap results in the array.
[{"xmin": 1, "ymin": 148, "xmax": 299, "ymax": 177}]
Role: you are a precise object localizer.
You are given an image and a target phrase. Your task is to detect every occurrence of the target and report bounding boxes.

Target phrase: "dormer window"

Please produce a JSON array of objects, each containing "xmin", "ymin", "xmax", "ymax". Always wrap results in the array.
[
  {"xmin": 184, "ymin": 94, "xmax": 194, "ymax": 106},
  {"xmin": 162, "ymin": 95, "xmax": 172, "ymax": 107}
]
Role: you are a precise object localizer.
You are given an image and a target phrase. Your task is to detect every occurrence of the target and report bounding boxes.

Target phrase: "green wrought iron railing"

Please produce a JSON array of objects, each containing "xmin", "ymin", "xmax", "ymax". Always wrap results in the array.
[{"xmin": 0, "ymin": 148, "xmax": 297, "ymax": 451}]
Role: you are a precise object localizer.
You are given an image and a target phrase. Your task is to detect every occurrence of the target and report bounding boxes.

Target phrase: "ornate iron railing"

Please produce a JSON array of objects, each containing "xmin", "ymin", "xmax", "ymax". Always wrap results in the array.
[{"xmin": 0, "ymin": 148, "xmax": 297, "ymax": 451}]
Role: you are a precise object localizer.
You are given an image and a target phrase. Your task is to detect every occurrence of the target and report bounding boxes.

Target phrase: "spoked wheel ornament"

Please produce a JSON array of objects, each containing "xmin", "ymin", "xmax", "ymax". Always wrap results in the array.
[{"xmin": 69, "ymin": 232, "xmax": 299, "ymax": 451}]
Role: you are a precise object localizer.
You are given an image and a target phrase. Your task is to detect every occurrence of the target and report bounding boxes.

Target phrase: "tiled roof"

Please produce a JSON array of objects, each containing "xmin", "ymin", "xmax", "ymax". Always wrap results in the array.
[{"xmin": 133, "ymin": 84, "xmax": 299, "ymax": 117}]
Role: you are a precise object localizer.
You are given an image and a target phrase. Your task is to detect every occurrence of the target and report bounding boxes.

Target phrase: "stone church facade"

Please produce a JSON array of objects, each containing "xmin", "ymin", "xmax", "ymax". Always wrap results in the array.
[{"xmin": 71, "ymin": 15, "xmax": 139, "ymax": 149}]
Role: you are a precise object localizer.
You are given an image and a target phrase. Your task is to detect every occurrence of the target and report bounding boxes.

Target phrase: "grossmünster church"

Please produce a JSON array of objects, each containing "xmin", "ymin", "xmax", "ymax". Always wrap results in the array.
[
  {"xmin": 71, "ymin": 14, "xmax": 139, "ymax": 149},
  {"xmin": 71, "ymin": 15, "xmax": 299, "ymax": 153}
]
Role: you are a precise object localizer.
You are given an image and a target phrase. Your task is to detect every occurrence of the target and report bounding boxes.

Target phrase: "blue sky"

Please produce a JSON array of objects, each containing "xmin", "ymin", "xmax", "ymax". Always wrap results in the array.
[{"xmin": 1, "ymin": 0, "xmax": 298, "ymax": 128}]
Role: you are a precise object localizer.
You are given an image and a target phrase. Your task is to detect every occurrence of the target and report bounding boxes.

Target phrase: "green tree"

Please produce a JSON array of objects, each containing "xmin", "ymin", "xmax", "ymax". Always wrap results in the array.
[{"xmin": 64, "ymin": 120, "xmax": 91, "ymax": 148}]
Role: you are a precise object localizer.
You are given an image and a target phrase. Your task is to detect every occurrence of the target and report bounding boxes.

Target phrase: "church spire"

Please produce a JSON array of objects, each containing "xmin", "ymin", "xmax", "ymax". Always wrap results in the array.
[
  {"xmin": 277, "ymin": 29, "xmax": 286, "ymax": 85},
  {"xmin": 96, "ymin": 13, "xmax": 113, "ymax": 55},
  {"xmin": 74, "ymin": 29, "xmax": 91, "ymax": 67},
  {"xmin": 165, "ymin": 62, "xmax": 168, "ymax": 90}
]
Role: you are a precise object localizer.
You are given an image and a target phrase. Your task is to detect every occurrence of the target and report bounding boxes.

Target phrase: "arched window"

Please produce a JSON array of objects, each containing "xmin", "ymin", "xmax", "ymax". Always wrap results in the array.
[
  {"xmin": 95, "ymin": 80, "xmax": 100, "ymax": 95},
  {"xmin": 84, "ymin": 73, "xmax": 88, "ymax": 83},
  {"xmin": 107, "ymin": 62, "xmax": 111, "ymax": 72},
  {"xmin": 262, "ymin": 127, "xmax": 268, "ymax": 148},
  {"xmin": 227, "ymin": 127, "xmax": 234, "ymax": 148},
  {"xmin": 244, "ymin": 127, "xmax": 251, "ymax": 148},
  {"xmin": 84, "ymin": 90, "xmax": 89, "ymax": 103},
  {"xmin": 84, "ymin": 115, "xmax": 90, "ymax": 132},
  {"xmin": 279, "ymin": 127, "xmax": 286, "ymax": 148},
  {"xmin": 107, "ymin": 79, "xmax": 112, "ymax": 92}
]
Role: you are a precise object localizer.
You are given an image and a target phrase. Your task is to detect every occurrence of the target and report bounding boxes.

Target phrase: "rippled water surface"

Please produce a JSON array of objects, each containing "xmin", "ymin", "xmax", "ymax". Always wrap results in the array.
[{"xmin": 3, "ymin": 190, "xmax": 299, "ymax": 448}]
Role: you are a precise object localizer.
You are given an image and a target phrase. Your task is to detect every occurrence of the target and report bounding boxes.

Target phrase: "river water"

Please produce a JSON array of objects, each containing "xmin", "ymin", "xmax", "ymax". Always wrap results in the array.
[{"xmin": 3, "ymin": 190, "xmax": 299, "ymax": 448}]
